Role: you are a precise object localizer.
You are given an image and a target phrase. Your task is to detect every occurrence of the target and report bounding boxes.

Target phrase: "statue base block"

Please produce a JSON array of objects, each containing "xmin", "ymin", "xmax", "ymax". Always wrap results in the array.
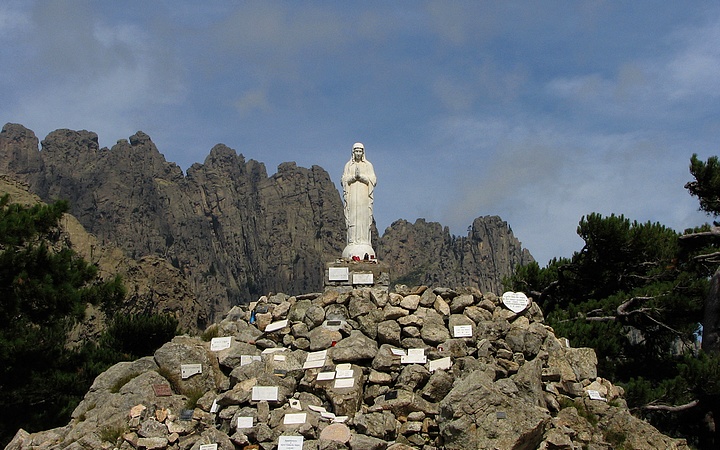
[{"xmin": 325, "ymin": 260, "xmax": 390, "ymax": 291}]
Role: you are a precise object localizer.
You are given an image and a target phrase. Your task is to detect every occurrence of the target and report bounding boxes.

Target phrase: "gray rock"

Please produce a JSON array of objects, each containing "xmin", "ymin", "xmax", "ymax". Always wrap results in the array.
[
  {"xmin": 377, "ymin": 320, "xmax": 401, "ymax": 346},
  {"xmin": 330, "ymin": 330, "xmax": 378, "ymax": 362}
]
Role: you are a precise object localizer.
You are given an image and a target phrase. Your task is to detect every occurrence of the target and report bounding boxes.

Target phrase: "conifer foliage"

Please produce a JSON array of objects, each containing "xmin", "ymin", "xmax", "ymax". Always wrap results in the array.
[{"xmin": 0, "ymin": 195, "xmax": 177, "ymax": 446}]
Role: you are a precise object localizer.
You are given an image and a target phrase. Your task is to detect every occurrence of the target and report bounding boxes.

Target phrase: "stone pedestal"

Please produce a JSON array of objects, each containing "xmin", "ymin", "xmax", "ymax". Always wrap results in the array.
[{"xmin": 325, "ymin": 260, "xmax": 390, "ymax": 291}]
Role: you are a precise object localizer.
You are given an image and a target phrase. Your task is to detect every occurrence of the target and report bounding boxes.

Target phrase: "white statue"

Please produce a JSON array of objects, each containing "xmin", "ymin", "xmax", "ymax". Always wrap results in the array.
[{"xmin": 341, "ymin": 142, "xmax": 377, "ymax": 260}]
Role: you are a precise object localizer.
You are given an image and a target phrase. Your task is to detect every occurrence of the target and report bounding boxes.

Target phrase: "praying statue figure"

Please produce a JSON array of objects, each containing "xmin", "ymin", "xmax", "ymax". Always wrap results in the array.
[{"xmin": 341, "ymin": 142, "xmax": 377, "ymax": 260}]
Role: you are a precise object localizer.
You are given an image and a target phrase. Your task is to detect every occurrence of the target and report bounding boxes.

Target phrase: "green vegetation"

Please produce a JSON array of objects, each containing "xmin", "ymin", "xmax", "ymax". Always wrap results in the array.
[
  {"xmin": 0, "ymin": 195, "xmax": 178, "ymax": 447},
  {"xmin": 506, "ymin": 154, "xmax": 720, "ymax": 448}
]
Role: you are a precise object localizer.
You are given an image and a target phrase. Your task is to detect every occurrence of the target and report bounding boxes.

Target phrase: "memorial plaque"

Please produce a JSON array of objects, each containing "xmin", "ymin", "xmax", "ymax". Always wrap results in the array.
[
  {"xmin": 326, "ymin": 320, "xmax": 342, "ymax": 326},
  {"xmin": 237, "ymin": 416, "xmax": 253, "ymax": 428},
  {"xmin": 240, "ymin": 355, "xmax": 262, "ymax": 366},
  {"xmin": 181, "ymin": 363, "xmax": 202, "ymax": 379},
  {"xmin": 335, "ymin": 369, "xmax": 354, "ymax": 379},
  {"xmin": 429, "ymin": 356, "xmax": 452, "ymax": 372},
  {"xmin": 289, "ymin": 399, "xmax": 302, "ymax": 410},
  {"xmin": 352, "ymin": 273, "xmax": 374, "ymax": 285},
  {"xmin": 316, "ymin": 371, "xmax": 335, "ymax": 381},
  {"xmin": 199, "ymin": 444, "xmax": 217, "ymax": 450},
  {"xmin": 501, "ymin": 291, "xmax": 530, "ymax": 313},
  {"xmin": 306, "ymin": 350, "xmax": 327, "ymax": 361},
  {"xmin": 252, "ymin": 386, "xmax": 279, "ymax": 402},
  {"xmin": 179, "ymin": 409, "xmax": 194, "ymax": 421},
  {"xmin": 453, "ymin": 325, "xmax": 473, "ymax": 338},
  {"xmin": 274, "ymin": 354, "xmax": 286, "ymax": 361},
  {"xmin": 385, "ymin": 390, "xmax": 398, "ymax": 400},
  {"xmin": 335, "ymin": 363, "xmax": 352, "ymax": 371},
  {"xmin": 283, "ymin": 412, "xmax": 307, "ymax": 425},
  {"xmin": 401, "ymin": 348, "xmax": 426, "ymax": 364},
  {"xmin": 334, "ymin": 378, "xmax": 355, "ymax": 389},
  {"xmin": 210, "ymin": 399, "xmax": 219, "ymax": 413},
  {"xmin": 328, "ymin": 267, "xmax": 349, "ymax": 281},
  {"xmin": 265, "ymin": 319, "xmax": 289, "ymax": 332},
  {"xmin": 321, "ymin": 411, "xmax": 336, "ymax": 420},
  {"xmin": 255, "ymin": 304, "xmax": 269, "ymax": 314},
  {"xmin": 273, "ymin": 369, "xmax": 288, "ymax": 376},
  {"xmin": 333, "ymin": 415, "xmax": 349, "ymax": 423},
  {"xmin": 496, "ymin": 411, "xmax": 507, "ymax": 419},
  {"xmin": 278, "ymin": 435, "xmax": 304, "ymax": 450},
  {"xmin": 303, "ymin": 358, "xmax": 326, "ymax": 369},
  {"xmin": 587, "ymin": 390, "xmax": 607, "ymax": 401},
  {"xmin": 308, "ymin": 405, "xmax": 327, "ymax": 413},
  {"xmin": 210, "ymin": 336, "xmax": 232, "ymax": 351},
  {"xmin": 391, "ymin": 348, "xmax": 407, "ymax": 356},
  {"xmin": 152, "ymin": 384, "xmax": 172, "ymax": 397}
]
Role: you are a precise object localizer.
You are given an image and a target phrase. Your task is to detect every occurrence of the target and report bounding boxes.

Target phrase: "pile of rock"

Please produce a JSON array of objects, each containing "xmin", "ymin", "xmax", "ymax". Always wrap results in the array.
[{"xmin": 6, "ymin": 286, "xmax": 689, "ymax": 450}]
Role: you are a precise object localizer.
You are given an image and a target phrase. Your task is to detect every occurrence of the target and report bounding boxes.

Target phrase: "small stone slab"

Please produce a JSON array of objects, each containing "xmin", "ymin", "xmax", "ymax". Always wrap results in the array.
[
  {"xmin": 319, "ymin": 423, "xmax": 352, "ymax": 443},
  {"xmin": 210, "ymin": 336, "xmax": 232, "ymax": 351},
  {"xmin": 278, "ymin": 435, "xmax": 304, "ymax": 450},
  {"xmin": 152, "ymin": 384, "xmax": 172, "ymax": 397}
]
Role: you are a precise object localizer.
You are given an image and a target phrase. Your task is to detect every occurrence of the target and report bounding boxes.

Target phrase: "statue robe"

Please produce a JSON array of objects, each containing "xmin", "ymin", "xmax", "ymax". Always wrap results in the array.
[{"xmin": 342, "ymin": 158, "xmax": 376, "ymax": 247}]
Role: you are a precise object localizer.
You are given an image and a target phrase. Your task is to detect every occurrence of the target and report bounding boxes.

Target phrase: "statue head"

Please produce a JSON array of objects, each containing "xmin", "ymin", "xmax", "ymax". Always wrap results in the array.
[{"xmin": 352, "ymin": 142, "xmax": 365, "ymax": 161}]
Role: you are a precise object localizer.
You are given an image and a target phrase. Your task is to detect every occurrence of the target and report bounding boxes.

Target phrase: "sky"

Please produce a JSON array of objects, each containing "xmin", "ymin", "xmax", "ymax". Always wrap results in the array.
[{"xmin": 2, "ymin": 1, "xmax": 719, "ymax": 265}]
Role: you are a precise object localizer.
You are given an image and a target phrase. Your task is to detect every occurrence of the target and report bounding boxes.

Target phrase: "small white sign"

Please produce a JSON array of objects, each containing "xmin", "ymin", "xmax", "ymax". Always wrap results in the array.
[
  {"xmin": 316, "ymin": 371, "xmax": 335, "ymax": 381},
  {"xmin": 180, "ymin": 364, "xmax": 202, "ymax": 379},
  {"xmin": 289, "ymin": 399, "xmax": 302, "ymax": 410},
  {"xmin": 278, "ymin": 436, "xmax": 304, "ymax": 450},
  {"xmin": 236, "ymin": 416, "xmax": 253, "ymax": 428},
  {"xmin": 321, "ymin": 411, "xmax": 336, "ymax": 420},
  {"xmin": 210, "ymin": 399, "xmax": 219, "ymax": 413},
  {"xmin": 210, "ymin": 336, "xmax": 232, "ymax": 351},
  {"xmin": 335, "ymin": 363, "xmax": 352, "ymax": 371},
  {"xmin": 251, "ymin": 386, "xmax": 279, "ymax": 402},
  {"xmin": 453, "ymin": 325, "xmax": 473, "ymax": 338},
  {"xmin": 401, "ymin": 348, "xmax": 426, "ymax": 364},
  {"xmin": 306, "ymin": 350, "xmax": 328, "ymax": 361},
  {"xmin": 274, "ymin": 354, "xmax": 286, "ymax": 361},
  {"xmin": 199, "ymin": 445, "xmax": 217, "ymax": 450},
  {"xmin": 333, "ymin": 416, "xmax": 349, "ymax": 423},
  {"xmin": 265, "ymin": 319, "xmax": 289, "ymax": 332},
  {"xmin": 303, "ymin": 358, "xmax": 326, "ymax": 369},
  {"xmin": 391, "ymin": 348, "xmax": 407, "ymax": 356},
  {"xmin": 283, "ymin": 412, "xmax": 307, "ymax": 425},
  {"xmin": 429, "ymin": 356, "xmax": 452, "ymax": 372},
  {"xmin": 261, "ymin": 347, "xmax": 288, "ymax": 354},
  {"xmin": 328, "ymin": 267, "xmax": 349, "ymax": 281},
  {"xmin": 502, "ymin": 291, "xmax": 530, "ymax": 313},
  {"xmin": 352, "ymin": 273, "xmax": 374, "ymax": 285},
  {"xmin": 308, "ymin": 405, "xmax": 327, "ymax": 413},
  {"xmin": 335, "ymin": 369, "xmax": 354, "ymax": 379},
  {"xmin": 334, "ymin": 378, "xmax": 355, "ymax": 389},
  {"xmin": 240, "ymin": 355, "xmax": 262, "ymax": 366},
  {"xmin": 587, "ymin": 390, "xmax": 607, "ymax": 401}
]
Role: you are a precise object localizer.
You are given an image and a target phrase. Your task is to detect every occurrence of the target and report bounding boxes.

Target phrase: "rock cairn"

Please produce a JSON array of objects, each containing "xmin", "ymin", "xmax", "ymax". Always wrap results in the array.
[{"xmin": 7, "ymin": 286, "xmax": 689, "ymax": 450}]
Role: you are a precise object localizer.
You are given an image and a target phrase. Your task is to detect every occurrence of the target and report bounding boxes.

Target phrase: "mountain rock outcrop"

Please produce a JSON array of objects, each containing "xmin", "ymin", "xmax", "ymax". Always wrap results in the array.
[
  {"xmin": 378, "ymin": 217, "xmax": 533, "ymax": 294},
  {"xmin": 1, "ymin": 124, "xmax": 533, "ymax": 321},
  {"xmin": 6, "ymin": 285, "xmax": 688, "ymax": 450}
]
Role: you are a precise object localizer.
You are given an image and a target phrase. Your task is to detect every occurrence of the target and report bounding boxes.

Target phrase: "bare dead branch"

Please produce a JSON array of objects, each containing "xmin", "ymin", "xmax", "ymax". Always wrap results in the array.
[{"xmin": 642, "ymin": 399, "xmax": 700, "ymax": 413}]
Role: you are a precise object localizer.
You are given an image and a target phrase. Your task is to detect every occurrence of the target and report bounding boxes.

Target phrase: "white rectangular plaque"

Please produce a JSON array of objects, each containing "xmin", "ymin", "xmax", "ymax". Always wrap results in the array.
[
  {"xmin": 391, "ymin": 348, "xmax": 407, "ymax": 356},
  {"xmin": 199, "ymin": 445, "xmax": 217, "ymax": 450},
  {"xmin": 303, "ymin": 358, "xmax": 326, "ymax": 369},
  {"xmin": 306, "ymin": 350, "xmax": 327, "ymax": 361},
  {"xmin": 236, "ymin": 416, "xmax": 253, "ymax": 428},
  {"xmin": 316, "ymin": 371, "xmax": 335, "ymax": 381},
  {"xmin": 334, "ymin": 377, "xmax": 355, "ymax": 389},
  {"xmin": 335, "ymin": 369, "xmax": 354, "ymax": 379},
  {"xmin": 321, "ymin": 411, "xmax": 336, "ymax": 420},
  {"xmin": 587, "ymin": 390, "xmax": 607, "ymax": 401},
  {"xmin": 261, "ymin": 347, "xmax": 287, "ymax": 354},
  {"xmin": 210, "ymin": 336, "xmax": 232, "ymax": 351},
  {"xmin": 308, "ymin": 405, "xmax": 327, "ymax": 413},
  {"xmin": 352, "ymin": 273, "xmax": 374, "ymax": 284},
  {"xmin": 278, "ymin": 435, "xmax": 304, "ymax": 450},
  {"xmin": 328, "ymin": 267, "xmax": 349, "ymax": 281},
  {"xmin": 333, "ymin": 415, "xmax": 348, "ymax": 423},
  {"xmin": 240, "ymin": 355, "xmax": 262, "ymax": 366},
  {"xmin": 210, "ymin": 399, "xmax": 219, "ymax": 413},
  {"xmin": 265, "ymin": 319, "xmax": 289, "ymax": 332},
  {"xmin": 401, "ymin": 348, "xmax": 426, "ymax": 364},
  {"xmin": 453, "ymin": 325, "xmax": 473, "ymax": 338},
  {"xmin": 283, "ymin": 412, "xmax": 307, "ymax": 425},
  {"xmin": 274, "ymin": 354, "xmax": 286, "ymax": 361},
  {"xmin": 429, "ymin": 356, "xmax": 452, "ymax": 372},
  {"xmin": 181, "ymin": 364, "xmax": 202, "ymax": 379},
  {"xmin": 335, "ymin": 363, "xmax": 352, "ymax": 371},
  {"xmin": 251, "ymin": 386, "xmax": 279, "ymax": 402}
]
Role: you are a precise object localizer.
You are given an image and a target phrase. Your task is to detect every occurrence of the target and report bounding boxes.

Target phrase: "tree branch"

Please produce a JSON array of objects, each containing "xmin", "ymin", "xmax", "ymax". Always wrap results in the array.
[{"xmin": 642, "ymin": 399, "xmax": 700, "ymax": 413}]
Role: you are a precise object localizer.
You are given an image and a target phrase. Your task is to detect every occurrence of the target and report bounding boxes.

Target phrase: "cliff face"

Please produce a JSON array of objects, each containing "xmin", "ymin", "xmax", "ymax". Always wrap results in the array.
[
  {"xmin": 0, "ymin": 123, "xmax": 532, "ymax": 320},
  {"xmin": 379, "ymin": 217, "xmax": 534, "ymax": 294}
]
